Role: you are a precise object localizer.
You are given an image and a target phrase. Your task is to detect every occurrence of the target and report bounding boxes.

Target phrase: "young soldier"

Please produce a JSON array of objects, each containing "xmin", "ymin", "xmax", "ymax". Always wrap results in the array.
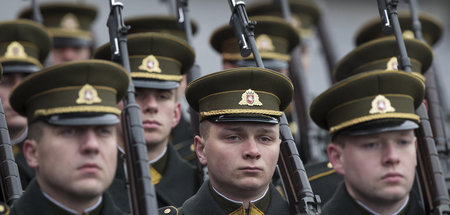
[
  {"xmin": 0, "ymin": 19, "xmax": 52, "ymax": 189},
  {"xmin": 18, "ymin": 2, "xmax": 98, "ymax": 65},
  {"xmin": 9, "ymin": 60, "xmax": 129, "ymax": 215},
  {"xmin": 309, "ymin": 70, "xmax": 426, "ymax": 214},
  {"xmin": 163, "ymin": 67, "xmax": 294, "ymax": 214},
  {"xmin": 94, "ymin": 32, "xmax": 201, "ymax": 208}
]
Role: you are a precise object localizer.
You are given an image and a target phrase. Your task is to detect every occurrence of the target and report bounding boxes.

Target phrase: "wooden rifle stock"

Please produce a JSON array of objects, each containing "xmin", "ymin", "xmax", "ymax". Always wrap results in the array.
[
  {"xmin": 0, "ymin": 99, "xmax": 22, "ymax": 206},
  {"xmin": 376, "ymin": 0, "xmax": 450, "ymax": 213},
  {"xmin": 107, "ymin": 1, "xmax": 158, "ymax": 214},
  {"xmin": 278, "ymin": 114, "xmax": 321, "ymax": 214},
  {"xmin": 228, "ymin": 1, "xmax": 320, "ymax": 213}
]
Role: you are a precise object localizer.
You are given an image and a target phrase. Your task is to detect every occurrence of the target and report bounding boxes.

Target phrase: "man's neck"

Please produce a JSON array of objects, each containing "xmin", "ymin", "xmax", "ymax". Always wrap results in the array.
[
  {"xmin": 39, "ymin": 183, "xmax": 102, "ymax": 215},
  {"xmin": 147, "ymin": 140, "xmax": 169, "ymax": 161},
  {"xmin": 211, "ymin": 182, "xmax": 269, "ymax": 209}
]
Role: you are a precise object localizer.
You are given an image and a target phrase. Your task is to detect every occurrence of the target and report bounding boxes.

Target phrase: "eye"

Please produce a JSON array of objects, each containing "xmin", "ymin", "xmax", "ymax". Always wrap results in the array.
[
  {"xmin": 362, "ymin": 142, "xmax": 379, "ymax": 149},
  {"xmin": 59, "ymin": 127, "xmax": 76, "ymax": 136}
]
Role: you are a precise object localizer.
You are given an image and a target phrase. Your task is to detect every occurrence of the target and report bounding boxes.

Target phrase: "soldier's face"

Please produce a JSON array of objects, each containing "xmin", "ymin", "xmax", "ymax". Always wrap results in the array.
[
  {"xmin": 195, "ymin": 122, "xmax": 280, "ymax": 200},
  {"xmin": 24, "ymin": 123, "xmax": 118, "ymax": 202},
  {"xmin": 51, "ymin": 45, "xmax": 91, "ymax": 65},
  {"xmin": 328, "ymin": 130, "xmax": 417, "ymax": 207},
  {"xmin": 0, "ymin": 73, "xmax": 27, "ymax": 130},
  {"xmin": 135, "ymin": 88, "xmax": 181, "ymax": 147}
]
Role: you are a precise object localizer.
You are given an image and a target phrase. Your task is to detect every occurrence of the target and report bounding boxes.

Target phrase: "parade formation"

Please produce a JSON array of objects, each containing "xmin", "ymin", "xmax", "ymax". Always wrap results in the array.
[{"xmin": 0, "ymin": 0, "xmax": 449, "ymax": 214}]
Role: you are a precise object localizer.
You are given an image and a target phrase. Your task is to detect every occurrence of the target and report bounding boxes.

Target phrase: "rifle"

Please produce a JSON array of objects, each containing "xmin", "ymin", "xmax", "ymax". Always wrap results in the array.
[
  {"xmin": 376, "ymin": 0, "xmax": 450, "ymax": 213},
  {"xmin": 0, "ymin": 99, "xmax": 22, "ymax": 206},
  {"xmin": 106, "ymin": 0, "xmax": 159, "ymax": 214},
  {"xmin": 276, "ymin": 0, "xmax": 328, "ymax": 164},
  {"xmin": 31, "ymin": 0, "xmax": 43, "ymax": 24},
  {"xmin": 227, "ymin": 1, "xmax": 321, "ymax": 214}
]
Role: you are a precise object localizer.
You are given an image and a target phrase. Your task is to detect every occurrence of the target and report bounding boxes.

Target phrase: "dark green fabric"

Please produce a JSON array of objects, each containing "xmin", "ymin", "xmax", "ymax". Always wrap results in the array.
[
  {"xmin": 10, "ymin": 179, "xmax": 127, "ymax": 215},
  {"xmin": 355, "ymin": 11, "xmax": 442, "ymax": 47},
  {"xmin": 322, "ymin": 182, "xmax": 425, "ymax": 215},
  {"xmin": 125, "ymin": 15, "xmax": 198, "ymax": 40},
  {"xmin": 178, "ymin": 180, "xmax": 291, "ymax": 215},
  {"xmin": 305, "ymin": 160, "xmax": 343, "ymax": 205},
  {"xmin": 334, "ymin": 37, "xmax": 433, "ymax": 82}
]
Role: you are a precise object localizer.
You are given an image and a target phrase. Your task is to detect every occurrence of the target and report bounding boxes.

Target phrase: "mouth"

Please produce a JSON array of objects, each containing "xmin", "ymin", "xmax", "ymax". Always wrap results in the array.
[
  {"xmin": 239, "ymin": 166, "xmax": 262, "ymax": 173},
  {"xmin": 78, "ymin": 163, "xmax": 100, "ymax": 173},
  {"xmin": 142, "ymin": 119, "xmax": 161, "ymax": 129},
  {"xmin": 381, "ymin": 172, "xmax": 404, "ymax": 182}
]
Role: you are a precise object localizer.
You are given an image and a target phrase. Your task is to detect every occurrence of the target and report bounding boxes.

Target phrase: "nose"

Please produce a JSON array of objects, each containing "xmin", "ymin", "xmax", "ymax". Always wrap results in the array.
[
  {"xmin": 382, "ymin": 142, "xmax": 400, "ymax": 166},
  {"xmin": 141, "ymin": 94, "xmax": 158, "ymax": 114},
  {"xmin": 242, "ymin": 138, "xmax": 261, "ymax": 160},
  {"xmin": 81, "ymin": 129, "xmax": 100, "ymax": 155},
  {"xmin": 61, "ymin": 47, "xmax": 77, "ymax": 61}
]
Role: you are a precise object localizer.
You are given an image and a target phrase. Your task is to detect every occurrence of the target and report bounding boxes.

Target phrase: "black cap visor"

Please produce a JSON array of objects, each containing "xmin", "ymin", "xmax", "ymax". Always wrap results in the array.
[
  {"xmin": 45, "ymin": 113, "xmax": 119, "ymax": 126},
  {"xmin": 233, "ymin": 59, "xmax": 288, "ymax": 72},
  {"xmin": 337, "ymin": 119, "xmax": 419, "ymax": 137},
  {"xmin": 133, "ymin": 79, "xmax": 179, "ymax": 90},
  {"xmin": 205, "ymin": 114, "xmax": 279, "ymax": 124}
]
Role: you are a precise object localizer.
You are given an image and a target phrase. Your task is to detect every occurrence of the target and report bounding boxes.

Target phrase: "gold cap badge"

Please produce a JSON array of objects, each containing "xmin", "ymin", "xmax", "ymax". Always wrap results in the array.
[
  {"xmin": 60, "ymin": 13, "xmax": 80, "ymax": 30},
  {"xmin": 76, "ymin": 84, "xmax": 102, "ymax": 104},
  {"xmin": 403, "ymin": 30, "xmax": 415, "ymax": 39},
  {"xmin": 369, "ymin": 95, "xmax": 396, "ymax": 114},
  {"xmin": 256, "ymin": 34, "xmax": 275, "ymax": 52},
  {"xmin": 139, "ymin": 55, "xmax": 162, "ymax": 73},
  {"xmin": 239, "ymin": 89, "xmax": 263, "ymax": 106},
  {"xmin": 386, "ymin": 57, "xmax": 399, "ymax": 71},
  {"xmin": 4, "ymin": 41, "xmax": 27, "ymax": 59}
]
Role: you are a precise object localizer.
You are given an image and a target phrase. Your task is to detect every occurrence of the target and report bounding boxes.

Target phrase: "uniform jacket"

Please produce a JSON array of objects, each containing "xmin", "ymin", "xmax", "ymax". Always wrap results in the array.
[
  {"xmin": 154, "ymin": 143, "xmax": 201, "ymax": 207},
  {"xmin": 175, "ymin": 180, "xmax": 291, "ymax": 215},
  {"xmin": 10, "ymin": 179, "xmax": 126, "ymax": 215},
  {"xmin": 322, "ymin": 182, "xmax": 425, "ymax": 215}
]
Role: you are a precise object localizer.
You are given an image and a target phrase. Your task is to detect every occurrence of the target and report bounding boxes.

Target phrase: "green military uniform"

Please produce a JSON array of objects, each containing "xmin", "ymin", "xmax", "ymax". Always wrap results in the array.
[
  {"xmin": 162, "ymin": 67, "xmax": 294, "ymax": 214},
  {"xmin": 9, "ymin": 60, "xmax": 130, "ymax": 215},
  {"xmin": 95, "ymin": 32, "xmax": 201, "ymax": 208},
  {"xmin": 0, "ymin": 19, "xmax": 52, "ymax": 189},
  {"xmin": 309, "ymin": 70, "xmax": 427, "ymax": 214},
  {"xmin": 124, "ymin": 15, "xmax": 200, "ymax": 165},
  {"xmin": 18, "ymin": 2, "xmax": 98, "ymax": 48}
]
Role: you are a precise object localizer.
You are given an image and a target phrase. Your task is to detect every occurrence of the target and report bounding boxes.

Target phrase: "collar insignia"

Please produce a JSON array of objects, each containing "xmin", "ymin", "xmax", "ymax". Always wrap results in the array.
[
  {"xmin": 76, "ymin": 84, "xmax": 102, "ymax": 104},
  {"xmin": 369, "ymin": 95, "xmax": 396, "ymax": 114},
  {"xmin": 386, "ymin": 57, "xmax": 399, "ymax": 71},
  {"xmin": 4, "ymin": 41, "xmax": 27, "ymax": 59},
  {"xmin": 256, "ymin": 34, "xmax": 274, "ymax": 52},
  {"xmin": 139, "ymin": 55, "xmax": 162, "ymax": 73},
  {"xmin": 60, "ymin": 13, "xmax": 79, "ymax": 30},
  {"xmin": 239, "ymin": 89, "xmax": 263, "ymax": 106}
]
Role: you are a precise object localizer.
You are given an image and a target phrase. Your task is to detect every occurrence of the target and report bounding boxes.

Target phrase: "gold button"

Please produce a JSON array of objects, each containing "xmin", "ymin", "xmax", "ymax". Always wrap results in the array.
[
  {"xmin": 0, "ymin": 205, "xmax": 4, "ymax": 212},
  {"xmin": 164, "ymin": 208, "xmax": 171, "ymax": 214}
]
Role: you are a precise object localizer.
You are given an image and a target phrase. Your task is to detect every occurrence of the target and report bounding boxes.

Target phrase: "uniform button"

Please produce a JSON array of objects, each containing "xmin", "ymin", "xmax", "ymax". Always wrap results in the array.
[{"xmin": 164, "ymin": 208, "xmax": 171, "ymax": 214}]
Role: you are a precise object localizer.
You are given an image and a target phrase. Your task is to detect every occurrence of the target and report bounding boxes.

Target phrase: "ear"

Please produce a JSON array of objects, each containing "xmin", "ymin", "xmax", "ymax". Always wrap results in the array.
[
  {"xmin": 327, "ymin": 143, "xmax": 344, "ymax": 175},
  {"xmin": 194, "ymin": 135, "xmax": 207, "ymax": 166},
  {"xmin": 171, "ymin": 102, "xmax": 181, "ymax": 128},
  {"xmin": 23, "ymin": 139, "xmax": 39, "ymax": 169}
]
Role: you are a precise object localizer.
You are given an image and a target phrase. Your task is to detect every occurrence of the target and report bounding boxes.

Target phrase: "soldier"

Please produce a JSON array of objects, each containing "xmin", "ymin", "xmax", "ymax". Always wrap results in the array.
[
  {"xmin": 9, "ymin": 60, "xmax": 129, "ymax": 215},
  {"xmin": 310, "ymin": 70, "xmax": 426, "ymax": 214},
  {"xmin": 162, "ymin": 67, "xmax": 293, "ymax": 214},
  {"xmin": 124, "ymin": 15, "xmax": 200, "ymax": 165},
  {"xmin": 94, "ymin": 32, "xmax": 201, "ymax": 208},
  {"xmin": 0, "ymin": 19, "xmax": 52, "ymax": 188},
  {"xmin": 18, "ymin": 2, "xmax": 98, "ymax": 65}
]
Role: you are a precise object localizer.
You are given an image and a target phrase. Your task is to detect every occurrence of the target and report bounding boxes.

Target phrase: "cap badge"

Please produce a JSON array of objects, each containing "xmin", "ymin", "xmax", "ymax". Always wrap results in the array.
[
  {"xmin": 403, "ymin": 30, "xmax": 415, "ymax": 39},
  {"xmin": 60, "ymin": 13, "xmax": 80, "ymax": 30},
  {"xmin": 4, "ymin": 41, "xmax": 27, "ymax": 59},
  {"xmin": 139, "ymin": 55, "xmax": 162, "ymax": 73},
  {"xmin": 256, "ymin": 34, "xmax": 275, "ymax": 52},
  {"xmin": 76, "ymin": 84, "xmax": 102, "ymax": 105},
  {"xmin": 369, "ymin": 95, "xmax": 396, "ymax": 114},
  {"xmin": 239, "ymin": 89, "xmax": 263, "ymax": 106},
  {"xmin": 386, "ymin": 57, "xmax": 399, "ymax": 71}
]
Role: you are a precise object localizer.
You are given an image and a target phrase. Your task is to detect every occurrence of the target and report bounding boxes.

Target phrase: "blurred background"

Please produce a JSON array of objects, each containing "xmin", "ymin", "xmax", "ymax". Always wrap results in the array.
[{"xmin": 4, "ymin": 0, "xmax": 450, "ymax": 98}]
